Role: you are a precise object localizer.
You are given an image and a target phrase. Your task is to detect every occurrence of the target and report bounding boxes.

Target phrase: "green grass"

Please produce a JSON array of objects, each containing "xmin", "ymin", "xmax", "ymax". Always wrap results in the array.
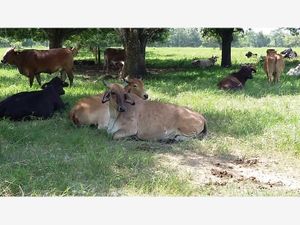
[{"xmin": 0, "ymin": 47, "xmax": 300, "ymax": 196}]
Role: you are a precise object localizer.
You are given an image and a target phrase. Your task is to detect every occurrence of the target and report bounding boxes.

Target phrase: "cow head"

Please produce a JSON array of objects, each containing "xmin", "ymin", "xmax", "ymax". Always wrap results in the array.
[
  {"xmin": 41, "ymin": 77, "xmax": 69, "ymax": 95},
  {"xmin": 209, "ymin": 55, "xmax": 218, "ymax": 64},
  {"xmin": 123, "ymin": 76, "xmax": 148, "ymax": 100},
  {"xmin": 245, "ymin": 51, "xmax": 252, "ymax": 58},
  {"xmin": 239, "ymin": 65, "xmax": 256, "ymax": 80},
  {"xmin": 1, "ymin": 48, "xmax": 17, "ymax": 64},
  {"xmin": 266, "ymin": 49, "xmax": 277, "ymax": 55},
  {"xmin": 102, "ymin": 81, "xmax": 135, "ymax": 112}
]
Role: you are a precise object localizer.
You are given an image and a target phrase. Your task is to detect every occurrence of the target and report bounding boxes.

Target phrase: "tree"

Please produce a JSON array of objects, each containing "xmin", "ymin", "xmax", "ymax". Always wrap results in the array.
[
  {"xmin": 65, "ymin": 28, "xmax": 121, "ymax": 64},
  {"xmin": 254, "ymin": 32, "xmax": 270, "ymax": 47},
  {"xmin": 161, "ymin": 28, "xmax": 201, "ymax": 47},
  {"xmin": 116, "ymin": 28, "xmax": 168, "ymax": 78},
  {"xmin": 42, "ymin": 28, "xmax": 85, "ymax": 48},
  {"xmin": 269, "ymin": 29, "xmax": 285, "ymax": 47},
  {"xmin": 201, "ymin": 28, "xmax": 243, "ymax": 67},
  {"xmin": 0, "ymin": 28, "xmax": 85, "ymax": 49}
]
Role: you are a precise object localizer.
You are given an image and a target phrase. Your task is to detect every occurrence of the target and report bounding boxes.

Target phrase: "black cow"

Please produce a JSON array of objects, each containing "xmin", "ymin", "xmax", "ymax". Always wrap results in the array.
[
  {"xmin": 281, "ymin": 48, "xmax": 298, "ymax": 59},
  {"xmin": 245, "ymin": 51, "xmax": 258, "ymax": 58},
  {"xmin": 0, "ymin": 77, "xmax": 68, "ymax": 121}
]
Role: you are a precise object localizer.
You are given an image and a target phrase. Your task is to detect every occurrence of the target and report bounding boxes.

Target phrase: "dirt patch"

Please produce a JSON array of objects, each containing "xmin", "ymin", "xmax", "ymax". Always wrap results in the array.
[{"xmin": 158, "ymin": 151, "xmax": 300, "ymax": 192}]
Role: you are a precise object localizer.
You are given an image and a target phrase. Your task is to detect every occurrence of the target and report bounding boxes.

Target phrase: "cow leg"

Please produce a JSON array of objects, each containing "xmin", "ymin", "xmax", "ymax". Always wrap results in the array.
[
  {"xmin": 112, "ymin": 129, "xmax": 135, "ymax": 140},
  {"xmin": 35, "ymin": 74, "xmax": 42, "ymax": 86},
  {"xmin": 66, "ymin": 71, "xmax": 74, "ymax": 86},
  {"xmin": 268, "ymin": 75, "xmax": 273, "ymax": 83},
  {"xmin": 60, "ymin": 70, "xmax": 67, "ymax": 81},
  {"xmin": 274, "ymin": 72, "xmax": 279, "ymax": 83},
  {"xmin": 29, "ymin": 75, "xmax": 34, "ymax": 87}
]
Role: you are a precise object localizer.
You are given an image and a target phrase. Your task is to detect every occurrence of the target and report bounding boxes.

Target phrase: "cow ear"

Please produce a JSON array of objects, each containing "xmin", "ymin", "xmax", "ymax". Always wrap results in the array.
[
  {"xmin": 124, "ymin": 76, "xmax": 131, "ymax": 83},
  {"xmin": 124, "ymin": 93, "xmax": 135, "ymax": 105},
  {"xmin": 102, "ymin": 90, "xmax": 111, "ymax": 103}
]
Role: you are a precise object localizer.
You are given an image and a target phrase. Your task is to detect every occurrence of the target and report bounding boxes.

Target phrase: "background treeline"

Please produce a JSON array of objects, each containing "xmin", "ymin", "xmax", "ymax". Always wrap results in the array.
[
  {"xmin": 149, "ymin": 28, "xmax": 300, "ymax": 48},
  {"xmin": 0, "ymin": 28, "xmax": 299, "ymax": 48},
  {"xmin": 0, "ymin": 37, "xmax": 48, "ymax": 48}
]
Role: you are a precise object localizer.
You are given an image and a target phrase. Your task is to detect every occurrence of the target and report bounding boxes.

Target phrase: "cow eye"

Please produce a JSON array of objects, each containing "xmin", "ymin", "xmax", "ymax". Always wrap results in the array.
[{"xmin": 133, "ymin": 84, "xmax": 137, "ymax": 88}]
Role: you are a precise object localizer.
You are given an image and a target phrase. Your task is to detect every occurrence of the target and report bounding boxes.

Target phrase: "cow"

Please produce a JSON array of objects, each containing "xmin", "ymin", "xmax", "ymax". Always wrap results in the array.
[
  {"xmin": 281, "ymin": 48, "xmax": 298, "ymax": 59},
  {"xmin": 103, "ymin": 48, "xmax": 125, "ymax": 74},
  {"xmin": 287, "ymin": 64, "xmax": 300, "ymax": 76},
  {"xmin": 218, "ymin": 65, "xmax": 256, "ymax": 90},
  {"xmin": 263, "ymin": 49, "xmax": 285, "ymax": 83},
  {"xmin": 69, "ymin": 77, "xmax": 148, "ymax": 129},
  {"xmin": 191, "ymin": 55, "xmax": 218, "ymax": 68},
  {"xmin": 245, "ymin": 51, "xmax": 258, "ymax": 58},
  {"xmin": 1, "ymin": 47, "xmax": 76, "ymax": 87},
  {"xmin": 0, "ymin": 77, "xmax": 68, "ymax": 121},
  {"xmin": 101, "ymin": 82, "xmax": 207, "ymax": 141}
]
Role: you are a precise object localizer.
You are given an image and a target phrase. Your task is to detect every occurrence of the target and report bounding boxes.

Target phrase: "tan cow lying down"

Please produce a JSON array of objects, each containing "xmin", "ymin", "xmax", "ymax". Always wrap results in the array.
[
  {"xmin": 263, "ymin": 49, "xmax": 285, "ymax": 83},
  {"xmin": 102, "ymin": 82, "xmax": 207, "ymax": 141},
  {"xmin": 69, "ymin": 77, "xmax": 148, "ymax": 129},
  {"xmin": 1, "ymin": 47, "xmax": 76, "ymax": 87}
]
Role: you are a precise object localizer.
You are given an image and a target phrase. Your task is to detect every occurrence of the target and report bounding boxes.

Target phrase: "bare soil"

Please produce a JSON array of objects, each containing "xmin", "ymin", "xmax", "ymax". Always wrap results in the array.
[{"xmin": 158, "ymin": 151, "xmax": 300, "ymax": 192}]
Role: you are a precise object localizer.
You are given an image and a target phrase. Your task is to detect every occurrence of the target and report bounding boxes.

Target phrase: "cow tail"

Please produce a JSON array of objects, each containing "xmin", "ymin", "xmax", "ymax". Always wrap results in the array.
[{"xmin": 198, "ymin": 122, "xmax": 207, "ymax": 140}]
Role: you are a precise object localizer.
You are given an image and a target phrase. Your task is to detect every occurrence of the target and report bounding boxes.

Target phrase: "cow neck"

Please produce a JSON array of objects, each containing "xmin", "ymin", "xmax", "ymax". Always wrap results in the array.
[
  {"xmin": 12, "ymin": 52, "xmax": 22, "ymax": 66},
  {"xmin": 109, "ymin": 107, "xmax": 122, "ymax": 133}
]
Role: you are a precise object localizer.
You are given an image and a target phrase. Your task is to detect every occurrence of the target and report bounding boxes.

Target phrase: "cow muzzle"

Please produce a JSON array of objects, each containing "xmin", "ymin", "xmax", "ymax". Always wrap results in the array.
[
  {"xmin": 1, "ymin": 59, "xmax": 6, "ymax": 64},
  {"xmin": 117, "ymin": 105, "xmax": 126, "ymax": 112},
  {"xmin": 143, "ymin": 94, "xmax": 149, "ymax": 100}
]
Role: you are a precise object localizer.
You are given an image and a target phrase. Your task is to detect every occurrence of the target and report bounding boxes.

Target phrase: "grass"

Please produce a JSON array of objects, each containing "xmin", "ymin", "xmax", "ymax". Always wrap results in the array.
[{"xmin": 0, "ymin": 47, "xmax": 300, "ymax": 196}]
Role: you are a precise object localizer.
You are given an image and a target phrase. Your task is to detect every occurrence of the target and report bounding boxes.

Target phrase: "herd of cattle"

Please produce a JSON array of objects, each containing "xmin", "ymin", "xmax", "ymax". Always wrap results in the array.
[{"xmin": 0, "ymin": 46, "xmax": 299, "ymax": 142}]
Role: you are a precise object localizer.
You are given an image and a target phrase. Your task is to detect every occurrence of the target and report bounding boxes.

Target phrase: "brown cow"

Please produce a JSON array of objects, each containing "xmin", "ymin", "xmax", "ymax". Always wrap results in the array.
[
  {"xmin": 263, "ymin": 49, "xmax": 285, "ymax": 83},
  {"xmin": 69, "ymin": 77, "xmax": 148, "ymax": 129},
  {"xmin": 1, "ymin": 47, "xmax": 76, "ymax": 87},
  {"xmin": 102, "ymin": 83, "xmax": 207, "ymax": 141},
  {"xmin": 103, "ymin": 48, "xmax": 125, "ymax": 74}
]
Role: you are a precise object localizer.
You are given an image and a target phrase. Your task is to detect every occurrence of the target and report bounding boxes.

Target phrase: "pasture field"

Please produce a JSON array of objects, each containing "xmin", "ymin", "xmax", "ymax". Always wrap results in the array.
[{"xmin": 0, "ymin": 47, "xmax": 300, "ymax": 196}]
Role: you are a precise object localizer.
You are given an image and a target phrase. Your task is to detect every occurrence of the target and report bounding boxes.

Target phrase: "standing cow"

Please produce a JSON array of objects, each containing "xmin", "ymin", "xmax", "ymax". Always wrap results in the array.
[
  {"xmin": 103, "ymin": 48, "xmax": 125, "ymax": 74},
  {"xmin": 1, "ymin": 47, "xmax": 76, "ymax": 87},
  {"xmin": 263, "ymin": 49, "xmax": 285, "ymax": 83}
]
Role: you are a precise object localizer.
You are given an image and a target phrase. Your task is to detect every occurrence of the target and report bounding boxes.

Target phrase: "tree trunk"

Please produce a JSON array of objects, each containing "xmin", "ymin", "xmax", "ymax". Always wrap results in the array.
[
  {"xmin": 220, "ymin": 29, "xmax": 233, "ymax": 67},
  {"xmin": 119, "ymin": 28, "xmax": 147, "ymax": 79},
  {"xmin": 97, "ymin": 47, "xmax": 101, "ymax": 65},
  {"xmin": 45, "ymin": 29, "xmax": 64, "ymax": 49}
]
